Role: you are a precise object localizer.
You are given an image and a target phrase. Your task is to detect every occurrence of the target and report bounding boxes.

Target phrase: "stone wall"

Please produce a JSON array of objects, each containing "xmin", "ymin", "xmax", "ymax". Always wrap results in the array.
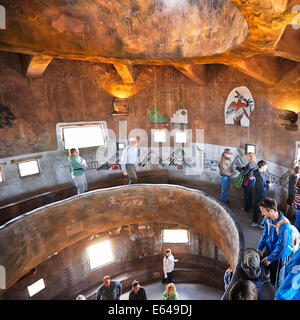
[{"xmin": 0, "ymin": 51, "xmax": 299, "ymax": 205}]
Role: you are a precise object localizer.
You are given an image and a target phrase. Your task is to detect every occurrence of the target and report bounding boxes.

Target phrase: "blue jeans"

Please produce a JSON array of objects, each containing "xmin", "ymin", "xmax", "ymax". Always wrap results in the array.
[
  {"xmin": 220, "ymin": 176, "xmax": 230, "ymax": 204},
  {"xmin": 243, "ymin": 178, "xmax": 255, "ymax": 211},
  {"xmin": 295, "ymin": 209, "xmax": 300, "ymax": 231}
]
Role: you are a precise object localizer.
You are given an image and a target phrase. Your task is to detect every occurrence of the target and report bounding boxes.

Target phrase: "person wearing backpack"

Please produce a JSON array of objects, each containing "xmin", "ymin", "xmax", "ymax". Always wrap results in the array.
[
  {"xmin": 256, "ymin": 198, "xmax": 293, "ymax": 288},
  {"xmin": 236, "ymin": 152, "xmax": 258, "ymax": 212}
]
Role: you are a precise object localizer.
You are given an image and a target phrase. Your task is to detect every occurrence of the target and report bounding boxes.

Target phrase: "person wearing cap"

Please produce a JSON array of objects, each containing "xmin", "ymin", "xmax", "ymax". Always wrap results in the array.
[
  {"xmin": 162, "ymin": 249, "xmax": 178, "ymax": 284},
  {"xmin": 128, "ymin": 280, "xmax": 147, "ymax": 300},
  {"xmin": 240, "ymin": 248, "xmax": 263, "ymax": 299},
  {"xmin": 96, "ymin": 275, "xmax": 122, "ymax": 300},
  {"xmin": 120, "ymin": 137, "xmax": 139, "ymax": 184},
  {"xmin": 218, "ymin": 148, "xmax": 235, "ymax": 204}
]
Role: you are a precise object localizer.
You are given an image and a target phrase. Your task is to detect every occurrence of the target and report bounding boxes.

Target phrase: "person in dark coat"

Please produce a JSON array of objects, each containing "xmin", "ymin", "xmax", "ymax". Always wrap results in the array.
[
  {"xmin": 236, "ymin": 152, "xmax": 257, "ymax": 212},
  {"xmin": 285, "ymin": 166, "xmax": 300, "ymax": 216},
  {"xmin": 251, "ymin": 160, "xmax": 270, "ymax": 227},
  {"xmin": 128, "ymin": 280, "xmax": 147, "ymax": 300}
]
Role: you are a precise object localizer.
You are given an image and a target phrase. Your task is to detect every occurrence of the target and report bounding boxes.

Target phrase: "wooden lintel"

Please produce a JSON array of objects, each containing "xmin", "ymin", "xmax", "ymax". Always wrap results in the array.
[
  {"xmin": 26, "ymin": 55, "xmax": 53, "ymax": 78},
  {"xmin": 173, "ymin": 64, "xmax": 206, "ymax": 85},
  {"xmin": 113, "ymin": 63, "xmax": 134, "ymax": 84}
]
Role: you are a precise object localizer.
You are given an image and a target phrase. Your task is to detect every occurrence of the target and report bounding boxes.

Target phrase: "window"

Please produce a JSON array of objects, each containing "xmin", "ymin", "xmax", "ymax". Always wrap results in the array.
[
  {"xmin": 62, "ymin": 124, "xmax": 106, "ymax": 150},
  {"xmin": 245, "ymin": 144, "xmax": 256, "ymax": 154},
  {"xmin": 297, "ymin": 145, "xmax": 300, "ymax": 163},
  {"xmin": 175, "ymin": 131, "xmax": 187, "ymax": 144},
  {"xmin": 87, "ymin": 240, "xmax": 114, "ymax": 270},
  {"xmin": 162, "ymin": 229, "xmax": 189, "ymax": 244},
  {"xmin": 0, "ymin": 169, "xmax": 3, "ymax": 183},
  {"xmin": 18, "ymin": 160, "xmax": 40, "ymax": 177},
  {"xmin": 153, "ymin": 129, "xmax": 166, "ymax": 143},
  {"xmin": 27, "ymin": 278, "xmax": 46, "ymax": 297}
]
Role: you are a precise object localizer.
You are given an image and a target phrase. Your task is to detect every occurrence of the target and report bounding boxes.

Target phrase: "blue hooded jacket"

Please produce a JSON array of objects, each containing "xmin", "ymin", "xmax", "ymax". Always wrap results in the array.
[
  {"xmin": 258, "ymin": 212, "xmax": 293, "ymax": 263},
  {"xmin": 275, "ymin": 249, "xmax": 300, "ymax": 300}
]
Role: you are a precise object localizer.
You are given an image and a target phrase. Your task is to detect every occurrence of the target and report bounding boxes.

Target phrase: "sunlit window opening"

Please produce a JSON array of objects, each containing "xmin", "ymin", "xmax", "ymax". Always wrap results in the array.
[
  {"xmin": 87, "ymin": 240, "xmax": 115, "ymax": 270},
  {"xmin": 62, "ymin": 125, "xmax": 105, "ymax": 150},
  {"xmin": 153, "ymin": 129, "xmax": 166, "ymax": 143},
  {"xmin": 163, "ymin": 229, "xmax": 189, "ymax": 244},
  {"xmin": 175, "ymin": 131, "xmax": 187, "ymax": 144},
  {"xmin": 27, "ymin": 278, "xmax": 46, "ymax": 297},
  {"xmin": 0, "ymin": 170, "xmax": 3, "ymax": 183},
  {"xmin": 18, "ymin": 160, "xmax": 40, "ymax": 177}
]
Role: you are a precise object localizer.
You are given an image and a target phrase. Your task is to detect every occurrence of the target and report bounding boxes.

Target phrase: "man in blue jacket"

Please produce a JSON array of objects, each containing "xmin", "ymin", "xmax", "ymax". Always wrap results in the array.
[
  {"xmin": 274, "ymin": 248, "xmax": 300, "ymax": 300},
  {"xmin": 257, "ymin": 198, "xmax": 293, "ymax": 288}
]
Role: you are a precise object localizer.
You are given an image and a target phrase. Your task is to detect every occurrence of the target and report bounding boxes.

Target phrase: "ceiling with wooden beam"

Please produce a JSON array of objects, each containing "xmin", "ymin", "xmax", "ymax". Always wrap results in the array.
[{"xmin": 0, "ymin": 0, "xmax": 299, "ymax": 111}]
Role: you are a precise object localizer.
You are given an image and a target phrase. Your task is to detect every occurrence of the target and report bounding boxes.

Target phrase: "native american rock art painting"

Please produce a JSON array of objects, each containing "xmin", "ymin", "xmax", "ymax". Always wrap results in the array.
[{"xmin": 225, "ymin": 86, "xmax": 254, "ymax": 127}]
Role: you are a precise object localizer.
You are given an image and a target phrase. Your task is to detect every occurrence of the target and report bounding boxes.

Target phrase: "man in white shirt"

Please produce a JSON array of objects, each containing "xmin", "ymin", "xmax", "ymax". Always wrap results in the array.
[
  {"xmin": 163, "ymin": 249, "xmax": 178, "ymax": 284},
  {"xmin": 120, "ymin": 137, "xmax": 139, "ymax": 184}
]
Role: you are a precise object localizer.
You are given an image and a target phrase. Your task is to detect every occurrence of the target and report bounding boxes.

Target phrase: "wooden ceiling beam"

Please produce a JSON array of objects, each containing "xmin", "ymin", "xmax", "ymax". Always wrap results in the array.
[
  {"xmin": 173, "ymin": 64, "xmax": 206, "ymax": 86},
  {"xmin": 26, "ymin": 55, "xmax": 53, "ymax": 78},
  {"xmin": 113, "ymin": 63, "xmax": 135, "ymax": 84}
]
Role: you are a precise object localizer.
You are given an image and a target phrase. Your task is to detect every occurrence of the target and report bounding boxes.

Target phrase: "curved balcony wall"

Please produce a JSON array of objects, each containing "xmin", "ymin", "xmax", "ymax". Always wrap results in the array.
[{"xmin": 0, "ymin": 184, "xmax": 244, "ymax": 298}]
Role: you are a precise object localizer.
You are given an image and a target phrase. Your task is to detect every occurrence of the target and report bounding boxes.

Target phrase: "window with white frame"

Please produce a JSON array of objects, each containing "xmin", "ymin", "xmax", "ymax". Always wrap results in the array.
[
  {"xmin": 87, "ymin": 240, "xmax": 115, "ymax": 270},
  {"xmin": 175, "ymin": 131, "xmax": 187, "ymax": 144},
  {"xmin": 27, "ymin": 278, "xmax": 46, "ymax": 297},
  {"xmin": 18, "ymin": 159, "xmax": 40, "ymax": 177},
  {"xmin": 162, "ymin": 229, "xmax": 189, "ymax": 244},
  {"xmin": 153, "ymin": 129, "xmax": 166, "ymax": 143},
  {"xmin": 61, "ymin": 124, "xmax": 106, "ymax": 150}
]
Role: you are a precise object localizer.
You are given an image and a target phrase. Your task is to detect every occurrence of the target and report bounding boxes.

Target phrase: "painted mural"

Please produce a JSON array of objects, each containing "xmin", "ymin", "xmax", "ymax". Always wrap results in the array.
[{"xmin": 225, "ymin": 86, "xmax": 254, "ymax": 127}]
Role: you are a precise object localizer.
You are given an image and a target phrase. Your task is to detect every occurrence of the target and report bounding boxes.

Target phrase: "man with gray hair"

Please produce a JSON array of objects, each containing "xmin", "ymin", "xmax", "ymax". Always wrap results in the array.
[
  {"xmin": 120, "ymin": 137, "xmax": 139, "ymax": 184},
  {"xmin": 218, "ymin": 148, "xmax": 235, "ymax": 204}
]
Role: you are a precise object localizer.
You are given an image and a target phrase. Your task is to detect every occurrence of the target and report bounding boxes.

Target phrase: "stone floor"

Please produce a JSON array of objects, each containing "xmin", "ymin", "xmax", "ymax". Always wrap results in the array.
[{"xmin": 121, "ymin": 281, "xmax": 224, "ymax": 300}]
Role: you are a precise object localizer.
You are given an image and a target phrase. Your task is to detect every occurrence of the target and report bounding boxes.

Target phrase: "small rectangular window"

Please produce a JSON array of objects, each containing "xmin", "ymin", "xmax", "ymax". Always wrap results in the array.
[
  {"xmin": 62, "ymin": 125, "xmax": 105, "ymax": 150},
  {"xmin": 27, "ymin": 278, "xmax": 46, "ymax": 297},
  {"xmin": 18, "ymin": 160, "xmax": 40, "ymax": 177},
  {"xmin": 163, "ymin": 229, "xmax": 189, "ymax": 244},
  {"xmin": 153, "ymin": 129, "xmax": 166, "ymax": 143},
  {"xmin": 0, "ymin": 169, "xmax": 3, "ymax": 183},
  {"xmin": 175, "ymin": 131, "xmax": 187, "ymax": 144},
  {"xmin": 87, "ymin": 240, "xmax": 114, "ymax": 270},
  {"xmin": 297, "ymin": 146, "xmax": 300, "ymax": 162}
]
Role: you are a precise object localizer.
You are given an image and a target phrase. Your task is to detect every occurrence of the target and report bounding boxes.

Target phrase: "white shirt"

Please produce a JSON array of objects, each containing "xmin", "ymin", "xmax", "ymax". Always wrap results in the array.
[{"xmin": 163, "ymin": 254, "xmax": 175, "ymax": 276}]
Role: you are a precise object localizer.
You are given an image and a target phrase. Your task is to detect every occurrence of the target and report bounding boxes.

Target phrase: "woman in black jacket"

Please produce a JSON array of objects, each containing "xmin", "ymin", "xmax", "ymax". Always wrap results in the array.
[{"xmin": 236, "ymin": 152, "xmax": 258, "ymax": 212}]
